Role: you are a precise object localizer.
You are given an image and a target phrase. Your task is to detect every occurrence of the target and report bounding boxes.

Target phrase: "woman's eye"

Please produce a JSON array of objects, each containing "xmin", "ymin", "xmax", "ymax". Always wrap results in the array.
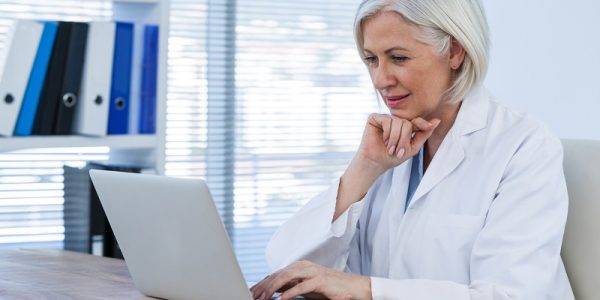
[
  {"xmin": 363, "ymin": 56, "xmax": 377, "ymax": 64},
  {"xmin": 392, "ymin": 56, "xmax": 408, "ymax": 63}
]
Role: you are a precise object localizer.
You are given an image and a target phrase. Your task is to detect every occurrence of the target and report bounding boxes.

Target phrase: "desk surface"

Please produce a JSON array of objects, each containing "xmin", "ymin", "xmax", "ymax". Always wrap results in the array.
[{"xmin": 0, "ymin": 249, "xmax": 154, "ymax": 299}]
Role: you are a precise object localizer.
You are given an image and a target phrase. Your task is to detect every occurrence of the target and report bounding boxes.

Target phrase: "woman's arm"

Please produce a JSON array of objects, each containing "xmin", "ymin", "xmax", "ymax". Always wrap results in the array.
[
  {"xmin": 259, "ymin": 124, "xmax": 572, "ymax": 300},
  {"xmin": 259, "ymin": 116, "xmax": 439, "ymax": 299},
  {"xmin": 266, "ymin": 116, "xmax": 438, "ymax": 271},
  {"xmin": 334, "ymin": 115, "xmax": 439, "ymax": 220}
]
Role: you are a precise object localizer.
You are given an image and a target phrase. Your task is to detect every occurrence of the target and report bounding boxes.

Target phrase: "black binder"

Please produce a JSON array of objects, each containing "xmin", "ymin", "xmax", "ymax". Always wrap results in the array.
[
  {"xmin": 54, "ymin": 22, "xmax": 88, "ymax": 134},
  {"xmin": 64, "ymin": 162, "xmax": 144, "ymax": 259},
  {"xmin": 32, "ymin": 21, "xmax": 71, "ymax": 135}
]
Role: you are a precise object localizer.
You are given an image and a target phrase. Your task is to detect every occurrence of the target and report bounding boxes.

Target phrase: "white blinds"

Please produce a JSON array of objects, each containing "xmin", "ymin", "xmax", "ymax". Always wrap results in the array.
[
  {"xmin": 0, "ymin": 1, "xmax": 112, "ymax": 249},
  {"xmin": 0, "ymin": 0, "xmax": 381, "ymax": 284},
  {"xmin": 167, "ymin": 0, "xmax": 379, "ymax": 283}
]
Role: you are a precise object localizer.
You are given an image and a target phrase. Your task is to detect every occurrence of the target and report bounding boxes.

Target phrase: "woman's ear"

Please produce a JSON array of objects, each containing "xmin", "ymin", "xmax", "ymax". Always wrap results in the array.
[{"xmin": 449, "ymin": 38, "xmax": 466, "ymax": 70}]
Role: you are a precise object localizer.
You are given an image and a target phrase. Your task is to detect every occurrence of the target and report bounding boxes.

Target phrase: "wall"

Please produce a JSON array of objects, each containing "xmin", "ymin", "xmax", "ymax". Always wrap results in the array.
[{"xmin": 482, "ymin": 0, "xmax": 599, "ymax": 139}]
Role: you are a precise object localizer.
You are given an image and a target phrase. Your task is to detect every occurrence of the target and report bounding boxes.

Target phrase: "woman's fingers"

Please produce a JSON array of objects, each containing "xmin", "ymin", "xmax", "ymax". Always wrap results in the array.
[
  {"xmin": 250, "ymin": 275, "xmax": 271, "ymax": 299},
  {"xmin": 253, "ymin": 263, "xmax": 368, "ymax": 300},
  {"xmin": 278, "ymin": 278, "xmax": 318, "ymax": 300},
  {"xmin": 251, "ymin": 273, "xmax": 288, "ymax": 300},
  {"xmin": 361, "ymin": 114, "xmax": 440, "ymax": 171},
  {"xmin": 387, "ymin": 118, "xmax": 404, "ymax": 155},
  {"xmin": 369, "ymin": 114, "xmax": 413, "ymax": 154},
  {"xmin": 262, "ymin": 261, "xmax": 314, "ymax": 300},
  {"xmin": 411, "ymin": 117, "xmax": 437, "ymax": 131},
  {"xmin": 396, "ymin": 120, "xmax": 413, "ymax": 158},
  {"xmin": 368, "ymin": 113, "xmax": 392, "ymax": 145},
  {"xmin": 411, "ymin": 118, "xmax": 441, "ymax": 151}
]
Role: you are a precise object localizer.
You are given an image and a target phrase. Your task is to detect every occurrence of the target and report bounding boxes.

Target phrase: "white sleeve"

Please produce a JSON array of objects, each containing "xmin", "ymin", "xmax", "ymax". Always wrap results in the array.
[
  {"xmin": 265, "ymin": 178, "xmax": 366, "ymax": 272},
  {"xmin": 370, "ymin": 132, "xmax": 571, "ymax": 299}
]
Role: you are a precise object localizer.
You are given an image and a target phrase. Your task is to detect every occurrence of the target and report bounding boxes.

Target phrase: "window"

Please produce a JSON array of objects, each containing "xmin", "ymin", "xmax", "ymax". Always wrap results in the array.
[
  {"xmin": 0, "ymin": 0, "xmax": 379, "ymax": 284},
  {"xmin": 167, "ymin": 0, "xmax": 378, "ymax": 283}
]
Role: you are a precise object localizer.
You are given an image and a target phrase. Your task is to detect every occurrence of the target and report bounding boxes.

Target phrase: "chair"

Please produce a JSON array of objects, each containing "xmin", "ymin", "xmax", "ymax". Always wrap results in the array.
[{"xmin": 561, "ymin": 139, "xmax": 600, "ymax": 300}]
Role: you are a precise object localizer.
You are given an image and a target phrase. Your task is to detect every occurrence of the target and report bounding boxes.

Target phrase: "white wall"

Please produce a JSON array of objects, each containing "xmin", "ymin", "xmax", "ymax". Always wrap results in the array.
[{"xmin": 482, "ymin": 0, "xmax": 600, "ymax": 139}]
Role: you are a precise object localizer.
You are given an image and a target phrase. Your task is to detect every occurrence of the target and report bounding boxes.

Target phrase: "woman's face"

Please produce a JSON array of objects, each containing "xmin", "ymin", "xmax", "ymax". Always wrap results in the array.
[{"xmin": 362, "ymin": 11, "xmax": 462, "ymax": 120}]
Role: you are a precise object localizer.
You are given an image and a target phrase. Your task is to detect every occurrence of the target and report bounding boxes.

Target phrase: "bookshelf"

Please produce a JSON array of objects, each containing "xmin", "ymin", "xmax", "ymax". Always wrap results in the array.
[
  {"xmin": 0, "ymin": 0, "xmax": 169, "ymax": 174},
  {"xmin": 0, "ymin": 135, "xmax": 157, "ymax": 152}
]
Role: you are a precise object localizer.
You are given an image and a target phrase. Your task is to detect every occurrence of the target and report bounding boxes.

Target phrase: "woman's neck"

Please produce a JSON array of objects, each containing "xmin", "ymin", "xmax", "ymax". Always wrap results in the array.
[{"xmin": 423, "ymin": 101, "xmax": 462, "ymax": 170}]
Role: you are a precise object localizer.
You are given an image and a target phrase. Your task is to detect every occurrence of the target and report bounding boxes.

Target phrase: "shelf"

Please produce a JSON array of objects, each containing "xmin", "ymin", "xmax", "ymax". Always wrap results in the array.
[
  {"xmin": 0, "ymin": 135, "xmax": 157, "ymax": 152},
  {"xmin": 113, "ymin": 0, "xmax": 159, "ymax": 4}
]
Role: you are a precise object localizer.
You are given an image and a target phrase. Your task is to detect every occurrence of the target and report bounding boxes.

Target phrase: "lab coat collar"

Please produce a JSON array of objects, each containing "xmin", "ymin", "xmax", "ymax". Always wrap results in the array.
[
  {"xmin": 455, "ymin": 86, "xmax": 490, "ymax": 136},
  {"xmin": 405, "ymin": 86, "xmax": 490, "ymax": 209}
]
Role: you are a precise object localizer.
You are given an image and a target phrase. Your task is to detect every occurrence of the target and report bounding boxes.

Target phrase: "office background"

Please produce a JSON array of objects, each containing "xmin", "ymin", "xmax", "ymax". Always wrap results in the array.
[
  {"xmin": 0, "ymin": 0, "xmax": 597, "ymax": 284},
  {"xmin": 484, "ymin": 0, "xmax": 600, "ymax": 140}
]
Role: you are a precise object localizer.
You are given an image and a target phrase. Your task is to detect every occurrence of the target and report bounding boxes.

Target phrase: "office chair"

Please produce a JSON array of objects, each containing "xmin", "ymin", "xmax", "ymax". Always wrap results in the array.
[{"xmin": 561, "ymin": 139, "xmax": 600, "ymax": 300}]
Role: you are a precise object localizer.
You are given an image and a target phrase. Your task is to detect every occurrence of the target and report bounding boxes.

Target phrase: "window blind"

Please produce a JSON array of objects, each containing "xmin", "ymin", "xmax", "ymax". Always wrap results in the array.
[
  {"xmin": 0, "ymin": 0, "xmax": 380, "ymax": 284},
  {"xmin": 0, "ymin": 0, "xmax": 112, "ymax": 249},
  {"xmin": 167, "ymin": 0, "xmax": 379, "ymax": 283}
]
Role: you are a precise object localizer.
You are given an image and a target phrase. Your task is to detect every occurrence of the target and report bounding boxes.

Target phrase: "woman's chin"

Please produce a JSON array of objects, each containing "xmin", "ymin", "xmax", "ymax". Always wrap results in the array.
[{"xmin": 388, "ymin": 109, "xmax": 418, "ymax": 120}]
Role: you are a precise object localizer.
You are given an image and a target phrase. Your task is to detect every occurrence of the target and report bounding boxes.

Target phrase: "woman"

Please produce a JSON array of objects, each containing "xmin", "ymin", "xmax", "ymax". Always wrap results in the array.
[{"xmin": 251, "ymin": 0, "xmax": 574, "ymax": 299}]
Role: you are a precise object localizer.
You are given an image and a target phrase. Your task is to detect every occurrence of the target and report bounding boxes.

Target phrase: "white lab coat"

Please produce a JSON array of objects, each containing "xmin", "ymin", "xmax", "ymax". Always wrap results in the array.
[{"xmin": 266, "ymin": 88, "xmax": 575, "ymax": 300}]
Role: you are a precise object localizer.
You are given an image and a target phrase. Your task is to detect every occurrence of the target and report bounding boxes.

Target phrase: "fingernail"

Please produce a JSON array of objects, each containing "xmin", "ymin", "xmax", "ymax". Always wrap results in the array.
[
  {"xmin": 275, "ymin": 297, "xmax": 282, "ymax": 300},
  {"xmin": 388, "ymin": 145, "xmax": 396, "ymax": 155},
  {"xmin": 396, "ymin": 148, "xmax": 405, "ymax": 158}
]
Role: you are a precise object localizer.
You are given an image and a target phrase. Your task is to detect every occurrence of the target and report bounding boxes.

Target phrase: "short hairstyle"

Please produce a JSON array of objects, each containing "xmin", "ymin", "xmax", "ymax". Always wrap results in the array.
[{"xmin": 354, "ymin": 0, "xmax": 490, "ymax": 103}]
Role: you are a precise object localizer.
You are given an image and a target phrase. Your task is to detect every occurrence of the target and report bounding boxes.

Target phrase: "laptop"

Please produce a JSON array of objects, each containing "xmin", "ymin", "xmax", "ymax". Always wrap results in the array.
[{"xmin": 89, "ymin": 169, "xmax": 270, "ymax": 300}]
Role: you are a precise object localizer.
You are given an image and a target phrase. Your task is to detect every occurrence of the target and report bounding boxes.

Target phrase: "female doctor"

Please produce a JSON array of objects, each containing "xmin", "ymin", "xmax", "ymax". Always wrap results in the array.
[{"xmin": 251, "ymin": 0, "xmax": 574, "ymax": 299}]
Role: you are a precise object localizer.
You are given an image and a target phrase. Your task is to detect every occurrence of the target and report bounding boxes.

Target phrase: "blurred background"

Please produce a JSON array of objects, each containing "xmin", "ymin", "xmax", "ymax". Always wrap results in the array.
[{"xmin": 0, "ymin": 0, "xmax": 596, "ymax": 284}]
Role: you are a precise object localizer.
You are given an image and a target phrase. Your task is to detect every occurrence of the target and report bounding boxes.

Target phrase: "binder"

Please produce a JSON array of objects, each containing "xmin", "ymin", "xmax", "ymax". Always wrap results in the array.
[
  {"xmin": 14, "ymin": 21, "xmax": 58, "ymax": 136},
  {"xmin": 107, "ymin": 22, "xmax": 134, "ymax": 135},
  {"xmin": 32, "ymin": 21, "xmax": 72, "ymax": 135},
  {"xmin": 73, "ymin": 21, "xmax": 115, "ymax": 136},
  {"xmin": 86, "ymin": 162, "xmax": 144, "ymax": 259},
  {"xmin": 127, "ymin": 22, "xmax": 142, "ymax": 135},
  {"xmin": 64, "ymin": 162, "xmax": 146, "ymax": 258},
  {"xmin": 53, "ymin": 22, "xmax": 88, "ymax": 135},
  {"xmin": 0, "ymin": 20, "xmax": 43, "ymax": 136},
  {"xmin": 138, "ymin": 25, "xmax": 159, "ymax": 134}
]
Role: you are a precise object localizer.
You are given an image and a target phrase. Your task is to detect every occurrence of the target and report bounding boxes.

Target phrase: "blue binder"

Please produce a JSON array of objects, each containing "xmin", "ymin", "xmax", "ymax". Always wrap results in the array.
[
  {"xmin": 14, "ymin": 21, "xmax": 58, "ymax": 136},
  {"xmin": 107, "ymin": 22, "xmax": 133, "ymax": 135},
  {"xmin": 138, "ymin": 25, "xmax": 158, "ymax": 134}
]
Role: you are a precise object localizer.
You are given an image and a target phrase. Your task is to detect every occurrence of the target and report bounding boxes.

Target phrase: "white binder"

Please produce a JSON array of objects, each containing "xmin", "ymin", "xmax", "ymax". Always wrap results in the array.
[
  {"xmin": 0, "ymin": 20, "xmax": 43, "ymax": 136},
  {"xmin": 73, "ymin": 21, "xmax": 116, "ymax": 136}
]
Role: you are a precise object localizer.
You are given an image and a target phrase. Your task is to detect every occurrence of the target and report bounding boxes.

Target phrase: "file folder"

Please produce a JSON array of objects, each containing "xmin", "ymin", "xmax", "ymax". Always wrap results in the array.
[
  {"xmin": 33, "ymin": 21, "xmax": 72, "ymax": 135},
  {"xmin": 107, "ymin": 22, "xmax": 134, "ymax": 135},
  {"xmin": 73, "ymin": 21, "xmax": 115, "ymax": 136},
  {"xmin": 14, "ymin": 21, "xmax": 58, "ymax": 136},
  {"xmin": 53, "ymin": 22, "xmax": 88, "ymax": 135},
  {"xmin": 138, "ymin": 25, "xmax": 159, "ymax": 134},
  {"xmin": 0, "ymin": 20, "xmax": 43, "ymax": 136}
]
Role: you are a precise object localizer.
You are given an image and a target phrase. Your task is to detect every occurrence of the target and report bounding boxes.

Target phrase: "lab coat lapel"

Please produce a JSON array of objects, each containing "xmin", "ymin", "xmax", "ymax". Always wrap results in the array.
[
  {"xmin": 408, "ymin": 132, "xmax": 465, "ymax": 207},
  {"xmin": 376, "ymin": 161, "xmax": 412, "ymax": 277},
  {"xmin": 406, "ymin": 87, "xmax": 490, "ymax": 208}
]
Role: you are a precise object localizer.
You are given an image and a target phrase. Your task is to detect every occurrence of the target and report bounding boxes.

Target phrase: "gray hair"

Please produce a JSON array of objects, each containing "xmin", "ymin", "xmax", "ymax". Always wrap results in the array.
[{"xmin": 354, "ymin": 0, "xmax": 490, "ymax": 103}]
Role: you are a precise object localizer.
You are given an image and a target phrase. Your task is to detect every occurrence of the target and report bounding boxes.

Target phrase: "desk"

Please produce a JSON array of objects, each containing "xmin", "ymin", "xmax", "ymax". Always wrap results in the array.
[{"xmin": 0, "ymin": 249, "xmax": 154, "ymax": 299}]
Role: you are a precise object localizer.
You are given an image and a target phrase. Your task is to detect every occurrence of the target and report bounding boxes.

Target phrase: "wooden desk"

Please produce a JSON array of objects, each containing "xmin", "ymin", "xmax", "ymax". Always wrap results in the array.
[{"xmin": 0, "ymin": 249, "xmax": 154, "ymax": 299}]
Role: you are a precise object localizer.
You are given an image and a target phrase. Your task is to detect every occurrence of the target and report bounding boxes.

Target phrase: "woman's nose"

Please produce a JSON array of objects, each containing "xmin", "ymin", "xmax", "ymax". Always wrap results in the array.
[{"xmin": 372, "ymin": 64, "xmax": 396, "ymax": 90}]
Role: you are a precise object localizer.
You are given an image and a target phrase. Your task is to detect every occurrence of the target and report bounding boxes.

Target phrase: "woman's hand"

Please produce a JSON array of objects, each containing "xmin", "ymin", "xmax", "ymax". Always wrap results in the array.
[
  {"xmin": 250, "ymin": 260, "xmax": 371, "ymax": 300},
  {"xmin": 358, "ymin": 114, "xmax": 440, "ymax": 174},
  {"xmin": 333, "ymin": 114, "xmax": 440, "ymax": 220}
]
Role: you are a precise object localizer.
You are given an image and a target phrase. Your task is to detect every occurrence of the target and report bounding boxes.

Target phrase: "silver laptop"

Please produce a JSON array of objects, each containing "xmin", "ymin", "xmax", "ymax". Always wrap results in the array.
[{"xmin": 89, "ymin": 169, "xmax": 259, "ymax": 300}]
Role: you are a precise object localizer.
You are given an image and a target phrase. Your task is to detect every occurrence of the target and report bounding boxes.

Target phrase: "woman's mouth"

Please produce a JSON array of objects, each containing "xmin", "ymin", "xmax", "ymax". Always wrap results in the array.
[{"xmin": 385, "ymin": 94, "xmax": 410, "ymax": 108}]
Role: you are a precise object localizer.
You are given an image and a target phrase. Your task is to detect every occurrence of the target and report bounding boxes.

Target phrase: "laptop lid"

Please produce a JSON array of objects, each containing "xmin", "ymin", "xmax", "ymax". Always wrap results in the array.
[{"xmin": 89, "ymin": 169, "xmax": 253, "ymax": 300}]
